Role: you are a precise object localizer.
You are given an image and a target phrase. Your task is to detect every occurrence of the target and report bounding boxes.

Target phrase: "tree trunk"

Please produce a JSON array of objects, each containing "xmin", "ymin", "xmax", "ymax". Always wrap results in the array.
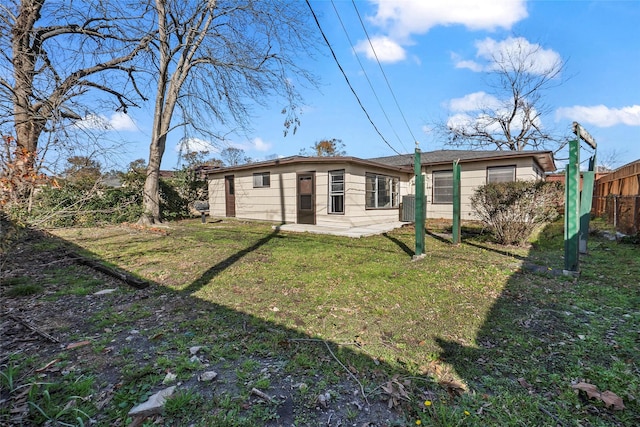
[
  {"xmin": 12, "ymin": 0, "xmax": 44, "ymax": 166},
  {"xmin": 139, "ymin": 133, "xmax": 166, "ymax": 225}
]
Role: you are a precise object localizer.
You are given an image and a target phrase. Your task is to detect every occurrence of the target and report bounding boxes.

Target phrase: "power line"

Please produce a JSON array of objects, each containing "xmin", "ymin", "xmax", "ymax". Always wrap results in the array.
[
  {"xmin": 304, "ymin": 0, "xmax": 402, "ymax": 155},
  {"xmin": 351, "ymin": 0, "xmax": 419, "ymax": 145},
  {"xmin": 330, "ymin": 0, "xmax": 408, "ymax": 153}
]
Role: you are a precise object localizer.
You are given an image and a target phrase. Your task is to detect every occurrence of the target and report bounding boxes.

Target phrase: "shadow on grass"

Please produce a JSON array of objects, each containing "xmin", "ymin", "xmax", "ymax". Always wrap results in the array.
[
  {"xmin": 382, "ymin": 232, "xmax": 414, "ymax": 257},
  {"xmin": 4, "ymin": 217, "xmax": 638, "ymax": 426},
  {"xmin": 0, "ymin": 221, "xmax": 419, "ymax": 426},
  {"xmin": 435, "ymin": 221, "xmax": 640, "ymax": 426},
  {"xmin": 183, "ymin": 229, "xmax": 282, "ymax": 294},
  {"xmin": 462, "ymin": 239, "xmax": 527, "ymax": 261},
  {"xmin": 425, "ymin": 229, "xmax": 452, "ymax": 245}
]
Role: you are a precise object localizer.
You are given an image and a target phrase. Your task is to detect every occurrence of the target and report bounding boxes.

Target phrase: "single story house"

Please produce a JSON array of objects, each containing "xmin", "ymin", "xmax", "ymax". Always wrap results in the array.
[{"xmin": 205, "ymin": 149, "xmax": 556, "ymax": 226}]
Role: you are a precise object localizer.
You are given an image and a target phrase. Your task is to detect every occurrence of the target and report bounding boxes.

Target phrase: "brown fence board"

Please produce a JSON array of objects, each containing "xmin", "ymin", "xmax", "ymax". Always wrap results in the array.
[{"xmin": 592, "ymin": 160, "xmax": 640, "ymax": 235}]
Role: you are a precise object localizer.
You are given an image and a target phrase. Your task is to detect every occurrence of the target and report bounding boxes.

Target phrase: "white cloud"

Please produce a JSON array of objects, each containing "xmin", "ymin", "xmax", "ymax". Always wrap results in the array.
[
  {"xmin": 448, "ymin": 91, "xmax": 501, "ymax": 112},
  {"xmin": 175, "ymin": 137, "xmax": 216, "ymax": 153},
  {"xmin": 355, "ymin": 36, "xmax": 406, "ymax": 63},
  {"xmin": 370, "ymin": 0, "xmax": 527, "ymax": 40},
  {"xmin": 555, "ymin": 105, "xmax": 640, "ymax": 127},
  {"xmin": 75, "ymin": 114, "xmax": 109, "ymax": 130},
  {"xmin": 446, "ymin": 113, "xmax": 474, "ymax": 129},
  {"xmin": 454, "ymin": 37, "xmax": 563, "ymax": 76},
  {"xmin": 352, "ymin": 1, "xmax": 527, "ymax": 64},
  {"xmin": 450, "ymin": 54, "xmax": 483, "ymax": 72},
  {"xmin": 75, "ymin": 112, "xmax": 137, "ymax": 131},
  {"xmin": 421, "ymin": 125, "xmax": 434, "ymax": 134},
  {"xmin": 446, "ymin": 92, "xmax": 541, "ymax": 134},
  {"xmin": 252, "ymin": 137, "xmax": 272, "ymax": 152},
  {"xmin": 108, "ymin": 112, "xmax": 137, "ymax": 131},
  {"xmin": 446, "ymin": 112, "xmax": 506, "ymax": 135}
]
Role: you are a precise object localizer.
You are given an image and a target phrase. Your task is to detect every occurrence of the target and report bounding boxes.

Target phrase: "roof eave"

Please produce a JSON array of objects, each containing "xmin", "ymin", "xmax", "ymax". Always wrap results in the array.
[
  {"xmin": 205, "ymin": 156, "xmax": 413, "ymax": 176},
  {"xmin": 419, "ymin": 151, "xmax": 556, "ymax": 172}
]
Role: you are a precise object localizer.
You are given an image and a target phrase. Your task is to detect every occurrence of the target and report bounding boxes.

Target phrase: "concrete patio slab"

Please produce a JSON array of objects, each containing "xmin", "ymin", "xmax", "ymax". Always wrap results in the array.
[{"xmin": 272, "ymin": 221, "xmax": 408, "ymax": 238}]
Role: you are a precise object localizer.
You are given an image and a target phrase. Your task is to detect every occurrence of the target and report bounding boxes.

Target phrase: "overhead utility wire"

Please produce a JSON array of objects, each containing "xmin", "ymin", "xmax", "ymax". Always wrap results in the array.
[
  {"xmin": 351, "ymin": 0, "xmax": 419, "ymax": 146},
  {"xmin": 304, "ymin": 0, "xmax": 402, "ymax": 155},
  {"xmin": 330, "ymin": 0, "xmax": 408, "ymax": 153}
]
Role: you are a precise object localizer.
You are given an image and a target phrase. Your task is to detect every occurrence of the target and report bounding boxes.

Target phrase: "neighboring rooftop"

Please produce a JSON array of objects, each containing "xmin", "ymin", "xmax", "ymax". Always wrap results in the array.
[
  {"xmin": 201, "ymin": 149, "xmax": 557, "ymax": 175},
  {"xmin": 369, "ymin": 149, "xmax": 556, "ymax": 172},
  {"xmin": 203, "ymin": 155, "xmax": 413, "ymax": 175}
]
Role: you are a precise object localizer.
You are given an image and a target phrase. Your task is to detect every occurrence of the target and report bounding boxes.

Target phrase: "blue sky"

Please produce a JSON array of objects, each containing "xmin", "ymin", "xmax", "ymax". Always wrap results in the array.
[{"xmin": 89, "ymin": 0, "xmax": 640, "ymax": 171}]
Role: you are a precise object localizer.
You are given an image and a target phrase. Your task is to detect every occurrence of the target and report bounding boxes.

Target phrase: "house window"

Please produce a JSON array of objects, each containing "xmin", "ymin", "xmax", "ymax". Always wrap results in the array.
[
  {"xmin": 433, "ymin": 170, "xmax": 453, "ymax": 204},
  {"xmin": 328, "ymin": 170, "xmax": 344, "ymax": 214},
  {"xmin": 365, "ymin": 173, "xmax": 399, "ymax": 209},
  {"xmin": 487, "ymin": 165, "xmax": 516, "ymax": 183},
  {"xmin": 253, "ymin": 172, "xmax": 270, "ymax": 188}
]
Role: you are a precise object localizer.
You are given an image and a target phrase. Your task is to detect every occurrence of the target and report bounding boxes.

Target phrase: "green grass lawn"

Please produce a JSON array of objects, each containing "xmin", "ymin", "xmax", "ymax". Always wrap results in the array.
[
  {"xmin": 55, "ymin": 220, "xmax": 523, "ymax": 371},
  {"xmin": 4, "ymin": 217, "xmax": 639, "ymax": 426}
]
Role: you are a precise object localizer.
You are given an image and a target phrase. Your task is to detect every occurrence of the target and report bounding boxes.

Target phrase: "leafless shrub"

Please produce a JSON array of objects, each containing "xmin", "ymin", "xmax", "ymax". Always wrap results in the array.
[{"xmin": 471, "ymin": 180, "xmax": 563, "ymax": 245}]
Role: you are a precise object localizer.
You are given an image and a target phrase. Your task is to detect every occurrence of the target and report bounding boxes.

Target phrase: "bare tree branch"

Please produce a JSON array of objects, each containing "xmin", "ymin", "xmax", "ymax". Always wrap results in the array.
[
  {"xmin": 139, "ymin": 0, "xmax": 319, "ymax": 225},
  {"xmin": 1, "ymin": 0, "xmax": 153, "ymax": 157},
  {"xmin": 440, "ymin": 37, "xmax": 568, "ymax": 153}
]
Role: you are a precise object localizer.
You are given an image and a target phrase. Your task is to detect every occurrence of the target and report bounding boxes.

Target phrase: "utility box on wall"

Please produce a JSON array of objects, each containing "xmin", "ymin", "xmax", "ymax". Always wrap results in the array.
[{"xmin": 401, "ymin": 195, "xmax": 425, "ymax": 222}]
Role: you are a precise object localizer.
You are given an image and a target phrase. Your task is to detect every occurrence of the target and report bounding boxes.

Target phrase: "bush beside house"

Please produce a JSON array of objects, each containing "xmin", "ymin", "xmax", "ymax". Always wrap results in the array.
[{"xmin": 471, "ymin": 180, "xmax": 563, "ymax": 246}]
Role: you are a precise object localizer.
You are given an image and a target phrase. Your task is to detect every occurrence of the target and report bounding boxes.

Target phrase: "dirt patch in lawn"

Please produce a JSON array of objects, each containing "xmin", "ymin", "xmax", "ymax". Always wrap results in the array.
[{"xmin": 1, "ymin": 225, "xmax": 418, "ymax": 426}]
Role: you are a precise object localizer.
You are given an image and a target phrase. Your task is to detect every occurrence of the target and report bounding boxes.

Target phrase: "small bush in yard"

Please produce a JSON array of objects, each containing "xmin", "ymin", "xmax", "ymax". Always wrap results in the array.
[{"xmin": 471, "ymin": 180, "xmax": 563, "ymax": 246}]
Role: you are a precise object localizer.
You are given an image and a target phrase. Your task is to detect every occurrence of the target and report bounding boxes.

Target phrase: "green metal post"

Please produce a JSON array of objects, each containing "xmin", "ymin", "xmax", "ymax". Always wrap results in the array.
[
  {"xmin": 414, "ymin": 146, "xmax": 425, "ymax": 257},
  {"xmin": 452, "ymin": 160, "xmax": 461, "ymax": 244},
  {"xmin": 564, "ymin": 139, "xmax": 580, "ymax": 274},
  {"xmin": 579, "ymin": 155, "xmax": 596, "ymax": 253}
]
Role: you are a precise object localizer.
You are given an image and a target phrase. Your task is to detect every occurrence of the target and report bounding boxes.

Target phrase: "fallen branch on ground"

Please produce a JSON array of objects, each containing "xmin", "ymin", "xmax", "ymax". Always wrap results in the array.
[
  {"xmin": 250, "ymin": 387, "xmax": 273, "ymax": 403},
  {"xmin": 288, "ymin": 338, "xmax": 369, "ymax": 405},
  {"xmin": 70, "ymin": 252, "xmax": 149, "ymax": 289},
  {"xmin": 5, "ymin": 313, "xmax": 59, "ymax": 343}
]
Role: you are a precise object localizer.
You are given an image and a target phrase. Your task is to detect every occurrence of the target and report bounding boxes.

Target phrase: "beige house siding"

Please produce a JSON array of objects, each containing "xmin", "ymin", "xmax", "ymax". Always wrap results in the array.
[
  {"xmin": 207, "ymin": 152, "xmax": 554, "ymax": 225},
  {"xmin": 208, "ymin": 161, "xmax": 411, "ymax": 226},
  {"xmin": 421, "ymin": 157, "xmax": 547, "ymax": 220}
]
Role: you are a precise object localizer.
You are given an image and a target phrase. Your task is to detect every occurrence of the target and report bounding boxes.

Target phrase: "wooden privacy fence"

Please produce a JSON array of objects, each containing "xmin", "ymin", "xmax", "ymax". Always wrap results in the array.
[
  {"xmin": 592, "ymin": 195, "xmax": 640, "ymax": 235},
  {"xmin": 592, "ymin": 160, "xmax": 640, "ymax": 235}
]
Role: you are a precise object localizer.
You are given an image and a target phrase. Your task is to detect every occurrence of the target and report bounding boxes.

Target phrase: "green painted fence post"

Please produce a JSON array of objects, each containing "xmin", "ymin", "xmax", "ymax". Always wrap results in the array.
[
  {"xmin": 564, "ymin": 138, "xmax": 580, "ymax": 274},
  {"xmin": 452, "ymin": 160, "xmax": 461, "ymax": 245},
  {"xmin": 564, "ymin": 123, "xmax": 597, "ymax": 275},
  {"xmin": 580, "ymin": 155, "xmax": 596, "ymax": 254},
  {"xmin": 414, "ymin": 145, "xmax": 425, "ymax": 257}
]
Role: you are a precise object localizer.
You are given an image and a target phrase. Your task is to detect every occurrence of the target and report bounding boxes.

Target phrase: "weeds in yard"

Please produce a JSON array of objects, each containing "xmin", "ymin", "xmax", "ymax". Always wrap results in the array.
[
  {"xmin": 416, "ymin": 398, "xmax": 474, "ymax": 426},
  {"xmin": 27, "ymin": 374, "xmax": 95, "ymax": 426},
  {"xmin": 3, "ymin": 277, "xmax": 43, "ymax": 297},
  {"xmin": 2, "ymin": 218, "xmax": 636, "ymax": 426},
  {"xmin": 163, "ymin": 389, "xmax": 203, "ymax": 421},
  {"xmin": 108, "ymin": 366, "xmax": 161, "ymax": 420},
  {"xmin": 0, "ymin": 362, "xmax": 20, "ymax": 393}
]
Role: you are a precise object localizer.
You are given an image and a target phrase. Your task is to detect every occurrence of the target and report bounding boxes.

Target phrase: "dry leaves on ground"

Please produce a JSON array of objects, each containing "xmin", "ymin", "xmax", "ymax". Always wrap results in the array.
[{"xmin": 572, "ymin": 381, "xmax": 625, "ymax": 411}]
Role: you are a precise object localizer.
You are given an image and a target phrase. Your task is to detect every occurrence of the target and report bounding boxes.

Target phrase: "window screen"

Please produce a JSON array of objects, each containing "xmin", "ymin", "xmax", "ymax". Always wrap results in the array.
[
  {"xmin": 365, "ymin": 173, "xmax": 399, "ymax": 208},
  {"xmin": 487, "ymin": 166, "xmax": 515, "ymax": 183},
  {"xmin": 433, "ymin": 170, "xmax": 453, "ymax": 204},
  {"xmin": 329, "ymin": 170, "xmax": 345, "ymax": 214},
  {"xmin": 253, "ymin": 172, "xmax": 270, "ymax": 188}
]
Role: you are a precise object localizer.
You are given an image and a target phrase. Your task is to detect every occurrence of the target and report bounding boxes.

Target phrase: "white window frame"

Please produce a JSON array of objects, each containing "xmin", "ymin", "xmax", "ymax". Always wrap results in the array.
[
  {"xmin": 328, "ymin": 170, "xmax": 345, "ymax": 214},
  {"xmin": 365, "ymin": 173, "xmax": 399, "ymax": 209},
  {"xmin": 253, "ymin": 172, "xmax": 270, "ymax": 188},
  {"xmin": 487, "ymin": 165, "xmax": 516, "ymax": 183},
  {"xmin": 432, "ymin": 170, "xmax": 453, "ymax": 204}
]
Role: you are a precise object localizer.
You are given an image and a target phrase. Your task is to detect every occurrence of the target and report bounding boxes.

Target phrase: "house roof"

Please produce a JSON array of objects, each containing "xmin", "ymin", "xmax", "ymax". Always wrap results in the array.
[
  {"xmin": 204, "ymin": 155, "xmax": 413, "ymax": 175},
  {"xmin": 369, "ymin": 149, "xmax": 556, "ymax": 172},
  {"xmin": 203, "ymin": 150, "xmax": 557, "ymax": 176}
]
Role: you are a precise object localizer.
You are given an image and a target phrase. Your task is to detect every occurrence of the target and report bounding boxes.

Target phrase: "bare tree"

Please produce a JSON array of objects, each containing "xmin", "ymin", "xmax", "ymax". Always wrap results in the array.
[
  {"xmin": 220, "ymin": 147, "xmax": 250, "ymax": 166},
  {"xmin": 596, "ymin": 148, "xmax": 625, "ymax": 172},
  {"xmin": 300, "ymin": 138, "xmax": 346, "ymax": 157},
  {"xmin": 0, "ymin": 0, "xmax": 151, "ymax": 163},
  {"xmin": 442, "ymin": 38, "xmax": 567, "ymax": 152},
  {"xmin": 139, "ymin": 0, "xmax": 317, "ymax": 225}
]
